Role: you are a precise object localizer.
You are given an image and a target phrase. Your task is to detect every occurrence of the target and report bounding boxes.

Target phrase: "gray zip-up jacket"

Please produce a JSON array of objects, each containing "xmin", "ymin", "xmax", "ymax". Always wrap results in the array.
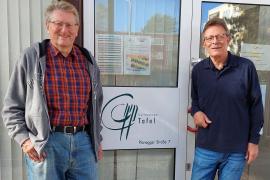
[{"xmin": 2, "ymin": 39, "xmax": 103, "ymax": 161}]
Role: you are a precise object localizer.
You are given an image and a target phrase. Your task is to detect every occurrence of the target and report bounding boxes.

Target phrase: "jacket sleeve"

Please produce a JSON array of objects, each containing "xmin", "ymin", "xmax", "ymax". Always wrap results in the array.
[
  {"xmin": 89, "ymin": 52, "xmax": 103, "ymax": 144},
  {"xmin": 2, "ymin": 52, "xmax": 29, "ymax": 146},
  {"xmin": 248, "ymin": 62, "xmax": 264, "ymax": 144},
  {"xmin": 96, "ymin": 62, "xmax": 103, "ymax": 143}
]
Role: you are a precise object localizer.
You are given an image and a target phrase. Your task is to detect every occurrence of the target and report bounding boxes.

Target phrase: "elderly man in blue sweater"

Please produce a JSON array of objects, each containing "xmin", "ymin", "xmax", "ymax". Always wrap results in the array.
[{"xmin": 191, "ymin": 18, "xmax": 264, "ymax": 180}]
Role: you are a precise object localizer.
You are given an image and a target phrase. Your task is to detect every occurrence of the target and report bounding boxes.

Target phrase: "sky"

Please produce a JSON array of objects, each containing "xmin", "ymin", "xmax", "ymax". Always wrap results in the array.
[
  {"xmin": 96, "ymin": 0, "xmax": 221, "ymax": 33},
  {"xmin": 114, "ymin": 0, "xmax": 180, "ymax": 32}
]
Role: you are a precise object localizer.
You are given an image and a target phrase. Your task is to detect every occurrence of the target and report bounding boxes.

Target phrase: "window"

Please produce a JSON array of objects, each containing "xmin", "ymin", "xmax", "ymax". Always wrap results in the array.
[{"xmin": 95, "ymin": 0, "xmax": 180, "ymax": 87}]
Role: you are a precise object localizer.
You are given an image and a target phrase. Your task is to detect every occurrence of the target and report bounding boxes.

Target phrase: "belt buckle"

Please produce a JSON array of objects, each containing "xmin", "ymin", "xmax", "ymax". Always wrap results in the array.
[{"xmin": 64, "ymin": 126, "xmax": 76, "ymax": 134}]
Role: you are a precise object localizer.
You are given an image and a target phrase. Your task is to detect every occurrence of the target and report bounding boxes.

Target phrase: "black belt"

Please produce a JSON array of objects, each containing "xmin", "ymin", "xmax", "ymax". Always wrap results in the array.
[{"xmin": 51, "ymin": 125, "xmax": 89, "ymax": 134}]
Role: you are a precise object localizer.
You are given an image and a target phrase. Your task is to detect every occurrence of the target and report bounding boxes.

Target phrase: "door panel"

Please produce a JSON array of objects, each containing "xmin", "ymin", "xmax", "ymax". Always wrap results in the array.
[{"xmin": 84, "ymin": 0, "xmax": 187, "ymax": 179}]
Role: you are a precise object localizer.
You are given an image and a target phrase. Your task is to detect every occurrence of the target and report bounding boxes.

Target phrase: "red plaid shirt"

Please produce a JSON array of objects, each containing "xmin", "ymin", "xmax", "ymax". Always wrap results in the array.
[{"xmin": 44, "ymin": 43, "xmax": 91, "ymax": 126}]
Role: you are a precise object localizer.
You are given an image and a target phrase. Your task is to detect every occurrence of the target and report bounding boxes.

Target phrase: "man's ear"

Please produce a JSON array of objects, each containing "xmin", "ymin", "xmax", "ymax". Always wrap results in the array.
[
  {"xmin": 45, "ymin": 21, "xmax": 50, "ymax": 32},
  {"xmin": 227, "ymin": 36, "xmax": 231, "ymax": 44},
  {"xmin": 201, "ymin": 34, "xmax": 206, "ymax": 48},
  {"xmin": 202, "ymin": 39, "xmax": 206, "ymax": 48},
  {"xmin": 75, "ymin": 25, "xmax": 80, "ymax": 37}
]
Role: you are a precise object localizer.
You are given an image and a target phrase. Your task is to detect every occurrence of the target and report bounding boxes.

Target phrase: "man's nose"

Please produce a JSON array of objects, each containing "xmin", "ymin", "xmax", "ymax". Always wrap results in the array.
[
  {"xmin": 211, "ymin": 37, "xmax": 219, "ymax": 44},
  {"xmin": 59, "ymin": 25, "xmax": 70, "ymax": 33},
  {"xmin": 61, "ymin": 25, "xmax": 69, "ymax": 30}
]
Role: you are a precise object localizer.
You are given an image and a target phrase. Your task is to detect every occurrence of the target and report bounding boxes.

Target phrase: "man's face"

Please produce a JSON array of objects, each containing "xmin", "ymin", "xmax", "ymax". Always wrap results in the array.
[
  {"xmin": 203, "ymin": 25, "xmax": 230, "ymax": 59},
  {"xmin": 46, "ymin": 10, "xmax": 79, "ymax": 50}
]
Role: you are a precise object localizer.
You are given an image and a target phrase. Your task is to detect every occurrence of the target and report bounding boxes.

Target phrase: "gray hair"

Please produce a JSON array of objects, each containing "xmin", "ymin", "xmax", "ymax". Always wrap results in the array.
[
  {"xmin": 45, "ymin": 1, "xmax": 80, "ymax": 25},
  {"xmin": 202, "ymin": 17, "xmax": 230, "ymax": 35}
]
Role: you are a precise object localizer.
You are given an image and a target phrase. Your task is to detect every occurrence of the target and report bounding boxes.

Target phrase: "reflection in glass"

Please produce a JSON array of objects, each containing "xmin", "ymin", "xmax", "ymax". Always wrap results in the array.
[
  {"xmin": 200, "ymin": 3, "xmax": 270, "ymax": 57},
  {"xmin": 95, "ymin": 0, "xmax": 180, "ymax": 87}
]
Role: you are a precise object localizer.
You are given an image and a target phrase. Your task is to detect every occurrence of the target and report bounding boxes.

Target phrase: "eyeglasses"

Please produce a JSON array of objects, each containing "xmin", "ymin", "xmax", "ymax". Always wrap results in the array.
[
  {"xmin": 203, "ymin": 33, "xmax": 228, "ymax": 43},
  {"xmin": 49, "ymin": 21, "xmax": 78, "ymax": 29}
]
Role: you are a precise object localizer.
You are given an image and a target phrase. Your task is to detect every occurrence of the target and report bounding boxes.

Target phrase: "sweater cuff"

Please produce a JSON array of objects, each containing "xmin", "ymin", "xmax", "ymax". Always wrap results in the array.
[
  {"xmin": 191, "ymin": 106, "xmax": 201, "ymax": 116},
  {"xmin": 249, "ymin": 135, "xmax": 260, "ymax": 145},
  {"xmin": 14, "ymin": 132, "xmax": 30, "ymax": 147}
]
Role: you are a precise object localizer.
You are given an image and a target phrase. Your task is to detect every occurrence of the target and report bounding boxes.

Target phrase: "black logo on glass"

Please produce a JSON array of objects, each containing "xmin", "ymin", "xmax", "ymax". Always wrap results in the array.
[{"xmin": 102, "ymin": 93, "xmax": 138, "ymax": 140}]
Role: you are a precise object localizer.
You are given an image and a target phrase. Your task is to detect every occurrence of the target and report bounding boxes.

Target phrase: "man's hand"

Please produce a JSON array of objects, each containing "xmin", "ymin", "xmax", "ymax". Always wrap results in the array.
[
  {"xmin": 98, "ymin": 144, "xmax": 103, "ymax": 160},
  {"xmin": 246, "ymin": 143, "xmax": 259, "ymax": 165},
  {"xmin": 21, "ymin": 139, "xmax": 46, "ymax": 162},
  {"xmin": 193, "ymin": 111, "xmax": 212, "ymax": 128}
]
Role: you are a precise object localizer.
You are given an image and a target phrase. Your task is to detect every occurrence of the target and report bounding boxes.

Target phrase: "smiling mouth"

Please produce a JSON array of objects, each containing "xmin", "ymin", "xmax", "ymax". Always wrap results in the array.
[
  {"xmin": 59, "ymin": 36, "xmax": 70, "ymax": 39},
  {"xmin": 212, "ymin": 47, "xmax": 222, "ymax": 49}
]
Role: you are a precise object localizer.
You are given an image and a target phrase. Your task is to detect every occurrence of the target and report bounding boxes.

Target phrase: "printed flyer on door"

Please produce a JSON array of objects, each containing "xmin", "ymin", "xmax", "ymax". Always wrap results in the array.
[{"xmin": 124, "ymin": 36, "xmax": 151, "ymax": 75}]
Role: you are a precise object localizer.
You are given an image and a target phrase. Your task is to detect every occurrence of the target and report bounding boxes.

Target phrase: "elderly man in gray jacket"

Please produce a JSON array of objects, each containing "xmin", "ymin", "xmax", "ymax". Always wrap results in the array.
[{"xmin": 2, "ymin": 1, "xmax": 103, "ymax": 180}]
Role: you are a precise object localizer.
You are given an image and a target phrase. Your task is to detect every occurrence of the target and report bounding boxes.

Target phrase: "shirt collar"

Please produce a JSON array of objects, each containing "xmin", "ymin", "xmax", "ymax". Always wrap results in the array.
[
  {"xmin": 48, "ymin": 42, "xmax": 76, "ymax": 59},
  {"xmin": 203, "ymin": 51, "xmax": 238, "ymax": 69}
]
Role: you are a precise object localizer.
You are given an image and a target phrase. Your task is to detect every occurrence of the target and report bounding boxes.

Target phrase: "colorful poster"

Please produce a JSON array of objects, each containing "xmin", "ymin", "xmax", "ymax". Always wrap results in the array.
[
  {"xmin": 124, "ymin": 36, "xmax": 151, "ymax": 75},
  {"xmin": 96, "ymin": 35, "xmax": 152, "ymax": 75}
]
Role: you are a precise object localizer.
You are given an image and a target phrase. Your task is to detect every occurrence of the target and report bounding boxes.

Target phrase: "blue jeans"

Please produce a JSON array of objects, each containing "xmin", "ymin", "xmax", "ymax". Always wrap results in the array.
[
  {"xmin": 191, "ymin": 147, "xmax": 246, "ymax": 180},
  {"xmin": 25, "ymin": 131, "xmax": 98, "ymax": 180}
]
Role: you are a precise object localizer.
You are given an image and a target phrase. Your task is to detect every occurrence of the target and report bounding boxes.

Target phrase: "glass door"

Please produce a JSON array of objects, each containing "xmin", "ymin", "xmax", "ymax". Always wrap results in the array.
[
  {"xmin": 84, "ymin": 0, "xmax": 193, "ymax": 179},
  {"xmin": 189, "ymin": 0, "xmax": 270, "ymax": 179}
]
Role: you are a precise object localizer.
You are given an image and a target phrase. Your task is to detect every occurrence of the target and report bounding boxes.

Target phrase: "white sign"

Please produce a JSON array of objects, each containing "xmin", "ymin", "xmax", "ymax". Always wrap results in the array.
[
  {"xmin": 260, "ymin": 84, "xmax": 266, "ymax": 135},
  {"xmin": 261, "ymin": 84, "xmax": 266, "ymax": 108},
  {"xmin": 101, "ymin": 87, "xmax": 179, "ymax": 150},
  {"xmin": 96, "ymin": 34, "xmax": 124, "ymax": 74},
  {"xmin": 240, "ymin": 43, "xmax": 270, "ymax": 71}
]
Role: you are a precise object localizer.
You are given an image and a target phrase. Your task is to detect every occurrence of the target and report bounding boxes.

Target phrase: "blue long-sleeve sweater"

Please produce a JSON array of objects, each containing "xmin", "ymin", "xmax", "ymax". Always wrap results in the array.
[{"xmin": 191, "ymin": 52, "xmax": 264, "ymax": 153}]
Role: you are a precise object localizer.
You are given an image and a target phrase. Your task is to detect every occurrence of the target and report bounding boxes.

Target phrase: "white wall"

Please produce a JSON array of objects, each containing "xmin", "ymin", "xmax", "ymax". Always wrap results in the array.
[{"xmin": 0, "ymin": 0, "xmax": 51, "ymax": 179}]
